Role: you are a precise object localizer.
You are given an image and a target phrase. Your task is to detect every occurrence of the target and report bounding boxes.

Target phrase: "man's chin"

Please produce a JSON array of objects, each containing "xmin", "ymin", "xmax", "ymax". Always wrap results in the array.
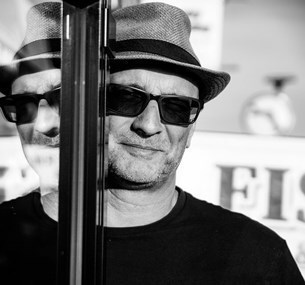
[
  {"xmin": 23, "ymin": 144, "xmax": 59, "ymax": 187},
  {"xmin": 106, "ymin": 170, "xmax": 161, "ymax": 190},
  {"xmin": 40, "ymin": 180, "xmax": 59, "ymax": 196}
]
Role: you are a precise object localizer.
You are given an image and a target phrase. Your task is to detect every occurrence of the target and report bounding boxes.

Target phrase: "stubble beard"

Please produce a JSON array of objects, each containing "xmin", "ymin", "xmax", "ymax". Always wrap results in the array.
[
  {"xmin": 22, "ymin": 133, "xmax": 60, "ymax": 193},
  {"xmin": 106, "ymin": 148, "xmax": 180, "ymax": 191}
]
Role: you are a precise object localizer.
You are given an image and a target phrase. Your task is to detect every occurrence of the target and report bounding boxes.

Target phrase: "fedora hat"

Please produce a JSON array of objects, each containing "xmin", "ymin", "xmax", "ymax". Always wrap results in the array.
[
  {"xmin": 0, "ymin": 1, "xmax": 230, "ymax": 103},
  {"xmin": 0, "ymin": 1, "xmax": 61, "ymax": 94},
  {"xmin": 111, "ymin": 2, "xmax": 230, "ymax": 103}
]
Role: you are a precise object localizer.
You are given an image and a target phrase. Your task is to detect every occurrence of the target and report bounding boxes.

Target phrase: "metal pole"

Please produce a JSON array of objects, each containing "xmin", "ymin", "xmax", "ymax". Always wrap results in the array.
[{"xmin": 57, "ymin": 0, "xmax": 112, "ymax": 283}]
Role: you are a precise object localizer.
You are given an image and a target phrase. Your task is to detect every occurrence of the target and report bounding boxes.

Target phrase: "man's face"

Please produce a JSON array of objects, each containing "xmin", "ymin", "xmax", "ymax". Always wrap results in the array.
[
  {"xmin": 11, "ymin": 67, "xmax": 199, "ymax": 192},
  {"xmin": 108, "ymin": 68, "xmax": 199, "ymax": 189},
  {"xmin": 11, "ymin": 69, "xmax": 61, "ymax": 193}
]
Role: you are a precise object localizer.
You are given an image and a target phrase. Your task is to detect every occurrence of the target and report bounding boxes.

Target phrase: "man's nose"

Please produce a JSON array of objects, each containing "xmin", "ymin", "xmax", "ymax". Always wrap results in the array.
[
  {"xmin": 34, "ymin": 99, "xmax": 60, "ymax": 136},
  {"xmin": 131, "ymin": 100, "xmax": 163, "ymax": 137}
]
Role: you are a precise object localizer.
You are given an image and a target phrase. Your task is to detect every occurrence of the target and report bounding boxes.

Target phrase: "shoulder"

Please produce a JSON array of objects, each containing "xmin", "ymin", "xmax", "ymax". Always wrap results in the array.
[
  {"xmin": 180, "ymin": 191, "xmax": 305, "ymax": 282},
  {"xmin": 0, "ymin": 191, "xmax": 39, "ymax": 207},
  {"xmin": 0, "ymin": 191, "xmax": 40, "ymax": 219},
  {"xmin": 182, "ymin": 190, "xmax": 285, "ymax": 246},
  {"xmin": 0, "ymin": 192, "xmax": 40, "ymax": 247}
]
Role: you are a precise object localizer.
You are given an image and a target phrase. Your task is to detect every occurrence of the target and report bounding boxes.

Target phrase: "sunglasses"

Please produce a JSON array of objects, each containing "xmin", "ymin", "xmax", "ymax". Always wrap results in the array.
[
  {"xmin": 0, "ymin": 84, "xmax": 203, "ymax": 126},
  {"xmin": 0, "ymin": 88, "xmax": 60, "ymax": 124},
  {"xmin": 107, "ymin": 84, "xmax": 203, "ymax": 126}
]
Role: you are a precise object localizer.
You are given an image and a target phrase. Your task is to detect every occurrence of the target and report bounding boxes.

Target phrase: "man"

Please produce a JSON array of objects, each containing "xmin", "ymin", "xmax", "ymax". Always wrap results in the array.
[{"xmin": 0, "ymin": 1, "xmax": 304, "ymax": 285}]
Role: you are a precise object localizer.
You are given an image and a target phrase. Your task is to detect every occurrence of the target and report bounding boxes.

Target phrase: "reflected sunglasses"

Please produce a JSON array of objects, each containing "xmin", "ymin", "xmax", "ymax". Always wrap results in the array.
[
  {"xmin": 107, "ymin": 84, "xmax": 203, "ymax": 126},
  {"xmin": 0, "ymin": 88, "xmax": 61, "ymax": 124},
  {"xmin": 0, "ymin": 84, "xmax": 203, "ymax": 126}
]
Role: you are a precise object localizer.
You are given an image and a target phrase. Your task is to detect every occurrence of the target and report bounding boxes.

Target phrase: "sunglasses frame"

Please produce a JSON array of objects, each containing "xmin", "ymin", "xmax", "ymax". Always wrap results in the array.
[
  {"xmin": 107, "ymin": 83, "xmax": 204, "ymax": 126},
  {"xmin": 0, "ymin": 84, "xmax": 203, "ymax": 126},
  {"xmin": 0, "ymin": 87, "xmax": 61, "ymax": 123}
]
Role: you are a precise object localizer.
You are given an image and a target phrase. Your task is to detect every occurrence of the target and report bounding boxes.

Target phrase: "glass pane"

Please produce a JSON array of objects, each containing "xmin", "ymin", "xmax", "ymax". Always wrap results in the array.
[
  {"xmin": 0, "ymin": 1, "xmax": 62, "ymax": 284},
  {"xmin": 0, "ymin": 0, "xmax": 61, "ymax": 199},
  {"xmin": 0, "ymin": 1, "xmax": 107, "ymax": 284}
]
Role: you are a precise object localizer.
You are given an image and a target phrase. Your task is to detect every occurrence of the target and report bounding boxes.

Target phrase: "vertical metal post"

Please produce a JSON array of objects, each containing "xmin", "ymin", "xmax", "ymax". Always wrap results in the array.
[{"xmin": 57, "ymin": 0, "xmax": 112, "ymax": 284}]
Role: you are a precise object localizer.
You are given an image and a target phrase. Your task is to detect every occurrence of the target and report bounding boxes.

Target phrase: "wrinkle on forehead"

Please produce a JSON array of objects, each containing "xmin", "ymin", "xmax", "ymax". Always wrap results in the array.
[
  {"xmin": 12, "ymin": 69, "xmax": 61, "ymax": 94},
  {"xmin": 110, "ymin": 68, "xmax": 199, "ymax": 99}
]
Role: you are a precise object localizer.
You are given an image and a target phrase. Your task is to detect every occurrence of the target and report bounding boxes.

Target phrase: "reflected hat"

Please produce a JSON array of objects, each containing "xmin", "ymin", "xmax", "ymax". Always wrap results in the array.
[
  {"xmin": 0, "ymin": 2, "xmax": 61, "ymax": 94},
  {"xmin": 112, "ymin": 2, "xmax": 230, "ymax": 103}
]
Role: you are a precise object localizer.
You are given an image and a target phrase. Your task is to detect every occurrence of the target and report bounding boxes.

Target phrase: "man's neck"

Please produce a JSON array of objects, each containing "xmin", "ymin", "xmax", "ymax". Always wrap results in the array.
[
  {"xmin": 40, "ymin": 180, "xmax": 178, "ymax": 227},
  {"xmin": 41, "ymin": 191, "xmax": 59, "ymax": 221},
  {"xmin": 105, "ymin": 184, "xmax": 178, "ymax": 227}
]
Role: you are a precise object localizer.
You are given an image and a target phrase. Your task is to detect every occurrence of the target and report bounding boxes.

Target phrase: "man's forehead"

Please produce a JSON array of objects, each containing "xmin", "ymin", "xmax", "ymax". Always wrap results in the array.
[
  {"xmin": 11, "ymin": 67, "xmax": 198, "ymax": 98},
  {"xmin": 110, "ymin": 68, "xmax": 199, "ymax": 98},
  {"xmin": 12, "ymin": 69, "xmax": 61, "ymax": 94}
]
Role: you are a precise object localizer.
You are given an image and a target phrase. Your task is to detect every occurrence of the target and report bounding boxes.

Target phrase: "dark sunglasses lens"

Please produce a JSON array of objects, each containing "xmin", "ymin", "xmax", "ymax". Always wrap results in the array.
[
  {"xmin": 15, "ymin": 98, "xmax": 39, "ymax": 124},
  {"xmin": 107, "ymin": 85, "xmax": 147, "ymax": 116},
  {"xmin": 1, "ymin": 103, "xmax": 17, "ymax": 122},
  {"xmin": 45, "ymin": 88, "xmax": 60, "ymax": 110},
  {"xmin": 160, "ymin": 97, "xmax": 199, "ymax": 125},
  {"xmin": 0, "ymin": 89, "xmax": 60, "ymax": 124},
  {"xmin": 0, "ymin": 97, "xmax": 38, "ymax": 124}
]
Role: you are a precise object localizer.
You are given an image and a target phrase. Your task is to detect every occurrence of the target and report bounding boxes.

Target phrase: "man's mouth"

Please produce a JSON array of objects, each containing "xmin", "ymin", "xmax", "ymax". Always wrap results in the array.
[
  {"xmin": 32, "ymin": 133, "xmax": 60, "ymax": 148},
  {"xmin": 48, "ymin": 143, "xmax": 60, "ymax": 148},
  {"xmin": 44, "ymin": 127, "xmax": 59, "ymax": 138},
  {"xmin": 119, "ymin": 142, "xmax": 165, "ymax": 159},
  {"xmin": 121, "ymin": 142, "xmax": 162, "ymax": 152}
]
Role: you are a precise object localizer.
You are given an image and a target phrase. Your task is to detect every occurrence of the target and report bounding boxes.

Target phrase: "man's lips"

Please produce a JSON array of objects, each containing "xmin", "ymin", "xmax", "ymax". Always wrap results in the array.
[
  {"xmin": 120, "ymin": 142, "xmax": 164, "ymax": 152},
  {"xmin": 47, "ymin": 143, "xmax": 60, "ymax": 148},
  {"xmin": 32, "ymin": 133, "xmax": 60, "ymax": 148}
]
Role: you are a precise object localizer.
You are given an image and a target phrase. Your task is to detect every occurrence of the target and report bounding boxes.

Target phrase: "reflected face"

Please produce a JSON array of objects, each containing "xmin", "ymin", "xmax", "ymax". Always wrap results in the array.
[
  {"xmin": 12, "ymin": 69, "xmax": 61, "ymax": 145},
  {"xmin": 11, "ymin": 69, "xmax": 61, "ymax": 192},
  {"xmin": 108, "ymin": 69, "xmax": 199, "ymax": 189}
]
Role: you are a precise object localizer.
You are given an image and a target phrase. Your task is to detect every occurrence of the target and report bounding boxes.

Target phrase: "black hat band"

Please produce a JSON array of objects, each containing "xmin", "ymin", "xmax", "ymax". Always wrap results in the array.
[{"xmin": 115, "ymin": 39, "xmax": 201, "ymax": 67}]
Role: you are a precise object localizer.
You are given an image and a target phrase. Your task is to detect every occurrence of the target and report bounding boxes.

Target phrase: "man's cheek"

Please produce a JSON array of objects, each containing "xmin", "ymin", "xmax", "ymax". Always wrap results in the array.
[
  {"xmin": 17, "ymin": 124, "xmax": 35, "ymax": 144},
  {"xmin": 104, "ymin": 117, "xmax": 110, "ymax": 144}
]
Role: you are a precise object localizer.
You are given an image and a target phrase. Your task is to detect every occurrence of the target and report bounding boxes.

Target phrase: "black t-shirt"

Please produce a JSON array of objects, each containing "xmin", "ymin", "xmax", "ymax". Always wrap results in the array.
[{"xmin": 0, "ymin": 188, "xmax": 304, "ymax": 285}]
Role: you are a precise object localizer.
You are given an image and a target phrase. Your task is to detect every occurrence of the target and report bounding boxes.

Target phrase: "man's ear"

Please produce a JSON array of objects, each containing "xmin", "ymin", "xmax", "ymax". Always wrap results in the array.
[{"xmin": 186, "ymin": 123, "xmax": 196, "ymax": 148}]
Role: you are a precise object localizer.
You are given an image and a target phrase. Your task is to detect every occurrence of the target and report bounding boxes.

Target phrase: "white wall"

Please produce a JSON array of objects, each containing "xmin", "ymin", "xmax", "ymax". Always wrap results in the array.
[{"xmin": 197, "ymin": 0, "xmax": 305, "ymax": 137}]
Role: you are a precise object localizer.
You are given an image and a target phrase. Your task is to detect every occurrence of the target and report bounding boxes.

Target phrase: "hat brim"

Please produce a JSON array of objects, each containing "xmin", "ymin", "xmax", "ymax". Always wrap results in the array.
[
  {"xmin": 0, "ymin": 53, "xmax": 60, "ymax": 94},
  {"xmin": 111, "ymin": 52, "xmax": 230, "ymax": 103},
  {"xmin": 0, "ymin": 51, "xmax": 230, "ymax": 104}
]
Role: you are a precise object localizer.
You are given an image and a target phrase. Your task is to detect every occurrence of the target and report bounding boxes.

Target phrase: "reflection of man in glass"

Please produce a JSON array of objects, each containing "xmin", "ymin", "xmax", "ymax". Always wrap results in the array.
[{"xmin": 0, "ymin": 2, "xmax": 304, "ymax": 285}]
